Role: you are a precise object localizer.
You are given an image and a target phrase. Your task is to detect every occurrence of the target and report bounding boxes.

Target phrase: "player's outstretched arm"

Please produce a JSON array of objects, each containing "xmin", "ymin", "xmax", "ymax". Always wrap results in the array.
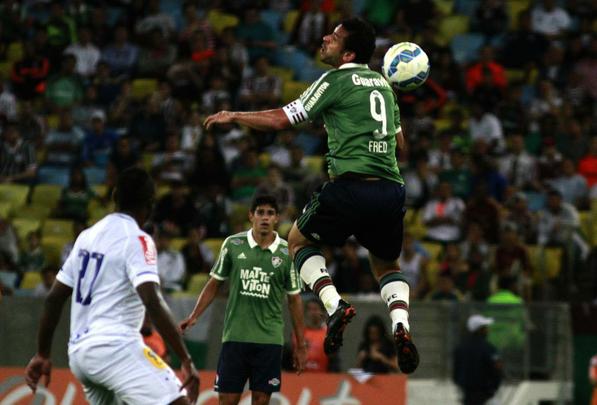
[
  {"xmin": 26, "ymin": 281, "xmax": 72, "ymax": 392},
  {"xmin": 204, "ymin": 109, "xmax": 291, "ymax": 132},
  {"xmin": 179, "ymin": 276, "xmax": 222, "ymax": 332},
  {"xmin": 287, "ymin": 294, "xmax": 307, "ymax": 375},
  {"xmin": 137, "ymin": 282, "xmax": 200, "ymax": 403}
]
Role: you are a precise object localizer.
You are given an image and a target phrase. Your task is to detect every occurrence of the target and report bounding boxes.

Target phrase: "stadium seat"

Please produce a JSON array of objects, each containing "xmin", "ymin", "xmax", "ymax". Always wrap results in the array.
[
  {"xmin": 171, "ymin": 238, "xmax": 186, "ymax": 252},
  {"xmin": 30, "ymin": 184, "xmax": 63, "ymax": 208},
  {"xmin": 21, "ymin": 272, "xmax": 42, "ymax": 290},
  {"xmin": 42, "ymin": 219, "xmax": 74, "ymax": 239},
  {"xmin": 404, "ymin": 210, "xmax": 428, "ymax": 240},
  {"xmin": 42, "ymin": 236, "xmax": 70, "ymax": 267},
  {"xmin": 0, "ymin": 201, "xmax": 11, "ymax": 219},
  {"xmin": 275, "ymin": 47, "xmax": 312, "ymax": 71},
  {"xmin": 507, "ymin": 0, "xmax": 531, "ymax": 29},
  {"xmin": 13, "ymin": 205, "xmax": 53, "ymax": 221},
  {"xmin": 187, "ymin": 273, "xmax": 209, "ymax": 295},
  {"xmin": 204, "ymin": 238, "xmax": 224, "ymax": 257},
  {"xmin": 421, "ymin": 242, "xmax": 443, "ymax": 261},
  {"xmin": 92, "ymin": 184, "xmax": 109, "ymax": 199},
  {"xmin": 206, "ymin": 10, "xmax": 239, "ymax": 34},
  {"xmin": 37, "ymin": 166, "xmax": 70, "ymax": 186},
  {"xmin": 0, "ymin": 184, "xmax": 29, "ymax": 209},
  {"xmin": 579, "ymin": 211, "xmax": 593, "ymax": 246},
  {"xmin": 433, "ymin": 0, "xmax": 455, "ymax": 14},
  {"xmin": 304, "ymin": 156, "xmax": 324, "ymax": 176},
  {"xmin": 437, "ymin": 15, "xmax": 470, "ymax": 46},
  {"xmin": 142, "ymin": 153, "xmax": 154, "ymax": 171},
  {"xmin": 260, "ymin": 9, "xmax": 283, "ymax": 32},
  {"xmin": 506, "ymin": 69, "xmax": 525, "ymax": 82},
  {"xmin": 46, "ymin": 114, "xmax": 60, "ymax": 129},
  {"xmin": 131, "ymin": 79, "xmax": 158, "ymax": 100},
  {"xmin": 12, "ymin": 218, "xmax": 41, "ymax": 242},
  {"xmin": 7, "ymin": 42, "xmax": 23, "ymax": 63},
  {"xmin": 450, "ymin": 33, "xmax": 484, "ymax": 65},
  {"xmin": 283, "ymin": 10, "xmax": 300, "ymax": 32},
  {"xmin": 0, "ymin": 62, "xmax": 11, "ymax": 79},
  {"xmin": 528, "ymin": 245, "xmax": 563, "ymax": 281},
  {"xmin": 282, "ymin": 81, "xmax": 309, "ymax": 104},
  {"xmin": 259, "ymin": 152, "xmax": 272, "ymax": 167},
  {"xmin": 269, "ymin": 66, "xmax": 294, "ymax": 82}
]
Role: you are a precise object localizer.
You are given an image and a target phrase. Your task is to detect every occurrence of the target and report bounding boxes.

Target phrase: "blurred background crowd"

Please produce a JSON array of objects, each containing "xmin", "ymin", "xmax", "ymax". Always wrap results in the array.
[{"xmin": 0, "ymin": 0, "xmax": 595, "ymax": 306}]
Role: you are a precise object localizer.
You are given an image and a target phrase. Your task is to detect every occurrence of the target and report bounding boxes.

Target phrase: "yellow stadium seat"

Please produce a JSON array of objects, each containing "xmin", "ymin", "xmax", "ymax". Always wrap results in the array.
[
  {"xmin": 31, "ymin": 184, "xmax": 63, "ymax": 208},
  {"xmin": 507, "ymin": 0, "xmax": 531, "ymax": 29},
  {"xmin": 404, "ymin": 209, "xmax": 428, "ymax": 240},
  {"xmin": 204, "ymin": 238, "xmax": 224, "ymax": 257},
  {"xmin": 0, "ymin": 184, "xmax": 29, "ymax": 208},
  {"xmin": 434, "ymin": 0, "xmax": 454, "ymax": 14},
  {"xmin": 187, "ymin": 273, "xmax": 209, "ymax": 294},
  {"xmin": 421, "ymin": 242, "xmax": 443, "ymax": 261},
  {"xmin": 506, "ymin": 69, "xmax": 525, "ymax": 82},
  {"xmin": 207, "ymin": 10, "xmax": 239, "ymax": 34},
  {"xmin": 92, "ymin": 184, "xmax": 108, "ymax": 198},
  {"xmin": 282, "ymin": 81, "xmax": 309, "ymax": 104},
  {"xmin": 46, "ymin": 114, "xmax": 60, "ymax": 129},
  {"xmin": 304, "ymin": 155, "xmax": 324, "ymax": 175},
  {"xmin": 42, "ymin": 219, "xmax": 74, "ymax": 239},
  {"xmin": 171, "ymin": 238, "xmax": 186, "ymax": 252},
  {"xmin": 14, "ymin": 205, "xmax": 53, "ymax": 221},
  {"xmin": 12, "ymin": 218, "xmax": 41, "ymax": 242},
  {"xmin": 42, "ymin": 236, "xmax": 70, "ymax": 267},
  {"xmin": 142, "ymin": 153, "xmax": 154, "ymax": 171},
  {"xmin": 528, "ymin": 245, "xmax": 563, "ymax": 281},
  {"xmin": 269, "ymin": 66, "xmax": 294, "ymax": 82},
  {"xmin": 131, "ymin": 79, "xmax": 158, "ymax": 100},
  {"xmin": 283, "ymin": 10, "xmax": 300, "ymax": 32},
  {"xmin": 437, "ymin": 15, "xmax": 470, "ymax": 46},
  {"xmin": 259, "ymin": 152, "xmax": 272, "ymax": 167},
  {"xmin": 21, "ymin": 272, "xmax": 42, "ymax": 289},
  {"xmin": 0, "ymin": 201, "xmax": 11, "ymax": 218},
  {"xmin": 0, "ymin": 62, "xmax": 11, "ymax": 80},
  {"xmin": 7, "ymin": 42, "xmax": 23, "ymax": 63},
  {"xmin": 579, "ymin": 211, "xmax": 593, "ymax": 246},
  {"xmin": 434, "ymin": 118, "xmax": 452, "ymax": 132}
]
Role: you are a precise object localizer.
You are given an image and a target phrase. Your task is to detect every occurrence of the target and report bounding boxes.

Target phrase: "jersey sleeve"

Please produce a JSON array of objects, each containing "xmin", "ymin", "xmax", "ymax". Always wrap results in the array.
[
  {"xmin": 284, "ymin": 263, "xmax": 301, "ymax": 295},
  {"xmin": 209, "ymin": 239, "xmax": 232, "ymax": 280},
  {"xmin": 393, "ymin": 101, "xmax": 402, "ymax": 133},
  {"xmin": 56, "ymin": 242, "xmax": 78, "ymax": 288},
  {"xmin": 125, "ymin": 234, "xmax": 160, "ymax": 288},
  {"xmin": 282, "ymin": 72, "xmax": 335, "ymax": 125}
]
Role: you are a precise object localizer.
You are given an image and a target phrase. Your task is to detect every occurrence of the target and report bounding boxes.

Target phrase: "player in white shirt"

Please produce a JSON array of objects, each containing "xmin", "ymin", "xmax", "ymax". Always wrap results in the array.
[{"xmin": 25, "ymin": 168, "xmax": 199, "ymax": 405}]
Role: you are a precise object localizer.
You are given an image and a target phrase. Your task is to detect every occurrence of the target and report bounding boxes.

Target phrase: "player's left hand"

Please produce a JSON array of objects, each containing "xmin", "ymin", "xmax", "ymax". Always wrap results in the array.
[
  {"xmin": 203, "ymin": 111, "xmax": 235, "ymax": 130},
  {"xmin": 180, "ymin": 358, "xmax": 200, "ymax": 403},
  {"xmin": 293, "ymin": 345, "xmax": 307, "ymax": 375},
  {"xmin": 25, "ymin": 354, "xmax": 52, "ymax": 393}
]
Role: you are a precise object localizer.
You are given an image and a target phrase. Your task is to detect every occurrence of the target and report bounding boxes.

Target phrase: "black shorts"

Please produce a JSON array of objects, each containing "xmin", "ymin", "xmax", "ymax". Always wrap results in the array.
[
  {"xmin": 215, "ymin": 342, "xmax": 282, "ymax": 393},
  {"xmin": 297, "ymin": 177, "xmax": 406, "ymax": 261}
]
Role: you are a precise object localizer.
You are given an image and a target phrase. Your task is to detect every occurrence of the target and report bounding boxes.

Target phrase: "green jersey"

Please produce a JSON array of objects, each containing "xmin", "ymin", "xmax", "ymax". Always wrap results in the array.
[
  {"xmin": 210, "ymin": 230, "xmax": 301, "ymax": 345},
  {"xmin": 283, "ymin": 63, "xmax": 403, "ymax": 183}
]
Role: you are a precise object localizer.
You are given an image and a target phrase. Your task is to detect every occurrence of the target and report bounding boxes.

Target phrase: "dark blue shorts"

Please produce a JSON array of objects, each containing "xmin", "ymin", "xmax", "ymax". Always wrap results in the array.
[
  {"xmin": 297, "ymin": 178, "xmax": 406, "ymax": 261},
  {"xmin": 215, "ymin": 342, "xmax": 282, "ymax": 393}
]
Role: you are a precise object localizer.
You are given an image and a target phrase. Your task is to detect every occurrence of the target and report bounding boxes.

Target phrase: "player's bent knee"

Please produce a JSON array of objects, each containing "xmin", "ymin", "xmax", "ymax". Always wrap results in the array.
[
  {"xmin": 251, "ymin": 391, "xmax": 272, "ymax": 405},
  {"xmin": 288, "ymin": 223, "xmax": 313, "ymax": 257}
]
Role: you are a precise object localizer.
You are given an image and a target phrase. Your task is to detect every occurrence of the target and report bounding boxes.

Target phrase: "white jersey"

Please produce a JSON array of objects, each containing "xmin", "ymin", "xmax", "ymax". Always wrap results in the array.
[{"xmin": 56, "ymin": 213, "xmax": 160, "ymax": 354}]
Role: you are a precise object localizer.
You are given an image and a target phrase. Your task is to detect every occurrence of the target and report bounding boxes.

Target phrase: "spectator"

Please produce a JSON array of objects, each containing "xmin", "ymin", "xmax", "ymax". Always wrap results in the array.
[
  {"xmin": 468, "ymin": 104, "xmax": 505, "ymax": 154},
  {"xmin": 72, "ymin": 85, "xmax": 101, "ymax": 130},
  {"xmin": 499, "ymin": 10, "xmax": 549, "ymax": 69},
  {"xmin": 192, "ymin": 132, "xmax": 230, "ymax": 192},
  {"xmin": 54, "ymin": 166, "xmax": 96, "ymax": 221},
  {"xmin": 154, "ymin": 180, "xmax": 200, "ymax": 237},
  {"xmin": 128, "ymin": 96, "xmax": 167, "ymax": 152},
  {"xmin": 0, "ymin": 80, "xmax": 16, "ymax": 123},
  {"xmin": 531, "ymin": 0, "xmax": 571, "ymax": 39},
  {"xmin": 498, "ymin": 134, "xmax": 538, "ymax": 191},
  {"xmin": 470, "ymin": 156, "xmax": 507, "ymax": 202},
  {"xmin": 291, "ymin": 0, "xmax": 330, "ymax": 55},
  {"xmin": 18, "ymin": 230, "xmax": 45, "ymax": 274},
  {"xmin": 459, "ymin": 222, "xmax": 491, "ymax": 267},
  {"xmin": 135, "ymin": 0, "xmax": 176, "ymax": 38},
  {"xmin": 181, "ymin": 109, "xmax": 203, "ymax": 154},
  {"xmin": 334, "ymin": 238, "xmax": 373, "ymax": 294},
  {"xmin": 238, "ymin": 57, "xmax": 282, "ymax": 110},
  {"xmin": 428, "ymin": 133, "xmax": 453, "ymax": 174},
  {"xmin": 81, "ymin": 110, "xmax": 118, "ymax": 168},
  {"xmin": 201, "ymin": 76, "xmax": 231, "ymax": 114},
  {"xmin": 151, "ymin": 132, "xmax": 190, "ymax": 184},
  {"xmin": 46, "ymin": 1, "xmax": 76, "ymax": 69},
  {"xmin": 235, "ymin": 8, "xmax": 277, "ymax": 63},
  {"xmin": 409, "ymin": 101, "xmax": 436, "ymax": 141},
  {"xmin": 356, "ymin": 316, "xmax": 398, "ymax": 373},
  {"xmin": 0, "ymin": 123, "xmax": 37, "ymax": 184},
  {"xmin": 428, "ymin": 271, "xmax": 461, "ymax": 301},
  {"xmin": 497, "ymin": 83, "xmax": 527, "ymax": 136},
  {"xmin": 10, "ymin": 40, "xmax": 50, "ymax": 101},
  {"xmin": 590, "ymin": 354, "xmax": 597, "ymax": 405},
  {"xmin": 0, "ymin": 216, "xmax": 18, "ymax": 268},
  {"xmin": 179, "ymin": 2, "xmax": 215, "ymax": 48},
  {"xmin": 45, "ymin": 54, "xmax": 84, "ymax": 110},
  {"xmin": 101, "ymin": 25, "xmax": 139, "ymax": 77},
  {"xmin": 137, "ymin": 29, "xmax": 177, "ymax": 78},
  {"xmin": 573, "ymin": 37, "xmax": 597, "ymax": 100},
  {"xmin": 494, "ymin": 225, "xmax": 532, "ymax": 299},
  {"xmin": 537, "ymin": 135, "xmax": 564, "ymax": 183},
  {"xmin": 548, "ymin": 158, "xmax": 589, "ymax": 208},
  {"xmin": 220, "ymin": 27, "xmax": 250, "ymax": 79},
  {"xmin": 404, "ymin": 157, "xmax": 438, "ymax": 209},
  {"xmin": 439, "ymin": 148, "xmax": 472, "ymax": 200},
  {"xmin": 44, "ymin": 109, "xmax": 85, "ymax": 166},
  {"xmin": 299, "ymin": 298, "xmax": 339, "ymax": 372},
  {"xmin": 504, "ymin": 193, "xmax": 536, "ymax": 244},
  {"xmin": 92, "ymin": 62, "xmax": 122, "ymax": 107},
  {"xmin": 471, "ymin": 66, "xmax": 503, "ymax": 112},
  {"xmin": 33, "ymin": 267, "xmax": 58, "ymax": 298},
  {"xmin": 195, "ymin": 185, "xmax": 232, "ymax": 238},
  {"xmin": 106, "ymin": 136, "xmax": 139, "ymax": 191},
  {"xmin": 60, "ymin": 220, "xmax": 87, "ymax": 264},
  {"xmin": 155, "ymin": 227, "xmax": 186, "ymax": 293},
  {"xmin": 230, "ymin": 148, "xmax": 267, "ymax": 202},
  {"xmin": 557, "ymin": 119, "xmax": 590, "ymax": 164},
  {"xmin": 529, "ymin": 80, "xmax": 563, "ymax": 128},
  {"xmin": 64, "ymin": 26, "xmax": 101, "ymax": 78},
  {"xmin": 471, "ymin": 0, "xmax": 508, "ymax": 41},
  {"xmin": 255, "ymin": 165, "xmax": 295, "ymax": 221},
  {"xmin": 422, "ymin": 182, "xmax": 465, "ymax": 243},
  {"xmin": 87, "ymin": 6, "xmax": 110, "ymax": 48},
  {"xmin": 181, "ymin": 224, "xmax": 214, "ymax": 279},
  {"xmin": 394, "ymin": 0, "xmax": 437, "ymax": 34},
  {"xmin": 398, "ymin": 232, "xmax": 429, "ymax": 299},
  {"xmin": 578, "ymin": 137, "xmax": 597, "ymax": 188},
  {"xmin": 464, "ymin": 184, "xmax": 501, "ymax": 244},
  {"xmin": 465, "ymin": 46, "xmax": 507, "ymax": 95},
  {"xmin": 538, "ymin": 46, "xmax": 568, "ymax": 90},
  {"xmin": 15, "ymin": 102, "xmax": 46, "ymax": 146},
  {"xmin": 453, "ymin": 315, "xmax": 502, "ymax": 405}
]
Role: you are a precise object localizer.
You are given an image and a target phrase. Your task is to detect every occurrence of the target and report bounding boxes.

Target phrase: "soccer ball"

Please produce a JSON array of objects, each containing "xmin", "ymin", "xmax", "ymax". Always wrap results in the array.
[{"xmin": 382, "ymin": 42, "xmax": 430, "ymax": 91}]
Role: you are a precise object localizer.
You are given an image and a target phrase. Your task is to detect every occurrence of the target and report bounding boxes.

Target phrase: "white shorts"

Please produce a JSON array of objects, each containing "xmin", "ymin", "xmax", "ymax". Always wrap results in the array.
[{"xmin": 69, "ymin": 339, "xmax": 185, "ymax": 405}]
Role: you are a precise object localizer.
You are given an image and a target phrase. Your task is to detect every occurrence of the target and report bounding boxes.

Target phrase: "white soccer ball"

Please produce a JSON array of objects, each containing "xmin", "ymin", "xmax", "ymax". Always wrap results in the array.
[{"xmin": 382, "ymin": 42, "xmax": 430, "ymax": 91}]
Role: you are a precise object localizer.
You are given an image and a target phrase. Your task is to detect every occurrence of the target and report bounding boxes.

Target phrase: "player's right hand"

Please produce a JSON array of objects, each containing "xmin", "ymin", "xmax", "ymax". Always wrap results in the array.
[
  {"xmin": 180, "ymin": 359, "xmax": 200, "ymax": 404},
  {"xmin": 179, "ymin": 318, "xmax": 196, "ymax": 333},
  {"xmin": 203, "ymin": 111, "xmax": 235, "ymax": 130},
  {"xmin": 25, "ymin": 354, "xmax": 52, "ymax": 393}
]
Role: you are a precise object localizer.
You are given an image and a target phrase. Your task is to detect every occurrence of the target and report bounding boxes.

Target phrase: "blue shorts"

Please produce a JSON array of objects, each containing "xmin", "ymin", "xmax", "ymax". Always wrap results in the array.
[
  {"xmin": 215, "ymin": 342, "xmax": 282, "ymax": 393},
  {"xmin": 297, "ymin": 177, "xmax": 406, "ymax": 261}
]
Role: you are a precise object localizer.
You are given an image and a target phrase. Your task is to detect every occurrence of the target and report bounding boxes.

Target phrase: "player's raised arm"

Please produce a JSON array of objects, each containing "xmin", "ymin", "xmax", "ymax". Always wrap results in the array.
[
  {"xmin": 204, "ymin": 108, "xmax": 291, "ymax": 132},
  {"xmin": 25, "ymin": 281, "xmax": 72, "ymax": 392},
  {"xmin": 179, "ymin": 276, "xmax": 223, "ymax": 332},
  {"xmin": 137, "ymin": 282, "xmax": 200, "ymax": 403}
]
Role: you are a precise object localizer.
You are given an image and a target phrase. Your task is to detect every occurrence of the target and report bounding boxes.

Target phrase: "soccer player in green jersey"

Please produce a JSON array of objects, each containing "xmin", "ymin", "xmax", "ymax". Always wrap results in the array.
[
  {"xmin": 179, "ymin": 195, "xmax": 307, "ymax": 405},
  {"xmin": 204, "ymin": 17, "xmax": 418, "ymax": 374}
]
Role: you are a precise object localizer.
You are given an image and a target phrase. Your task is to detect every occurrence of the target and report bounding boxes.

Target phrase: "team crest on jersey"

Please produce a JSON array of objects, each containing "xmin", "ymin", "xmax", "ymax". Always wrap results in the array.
[
  {"xmin": 230, "ymin": 238, "xmax": 244, "ymax": 245},
  {"xmin": 138, "ymin": 235, "xmax": 157, "ymax": 265},
  {"xmin": 272, "ymin": 256, "xmax": 283, "ymax": 268},
  {"xmin": 143, "ymin": 347, "xmax": 167, "ymax": 369}
]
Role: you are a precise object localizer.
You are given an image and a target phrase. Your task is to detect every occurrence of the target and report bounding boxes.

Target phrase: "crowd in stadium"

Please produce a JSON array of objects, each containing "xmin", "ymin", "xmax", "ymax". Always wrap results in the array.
[{"xmin": 0, "ymin": 0, "xmax": 595, "ymax": 303}]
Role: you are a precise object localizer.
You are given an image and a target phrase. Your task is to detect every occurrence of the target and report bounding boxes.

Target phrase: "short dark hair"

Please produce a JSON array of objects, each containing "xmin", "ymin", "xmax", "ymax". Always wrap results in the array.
[
  {"xmin": 250, "ymin": 195, "xmax": 279, "ymax": 213},
  {"xmin": 340, "ymin": 17, "xmax": 376, "ymax": 64},
  {"xmin": 114, "ymin": 167, "xmax": 155, "ymax": 212}
]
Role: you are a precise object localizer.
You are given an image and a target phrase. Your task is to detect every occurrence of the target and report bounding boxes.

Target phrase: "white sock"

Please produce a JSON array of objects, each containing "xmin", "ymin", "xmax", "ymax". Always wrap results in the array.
[
  {"xmin": 300, "ymin": 255, "xmax": 341, "ymax": 315},
  {"xmin": 381, "ymin": 280, "xmax": 410, "ymax": 332}
]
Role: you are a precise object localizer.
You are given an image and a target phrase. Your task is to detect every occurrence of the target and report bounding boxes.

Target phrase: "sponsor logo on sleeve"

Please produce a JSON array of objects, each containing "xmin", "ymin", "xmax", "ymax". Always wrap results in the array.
[{"xmin": 138, "ymin": 235, "xmax": 157, "ymax": 265}]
